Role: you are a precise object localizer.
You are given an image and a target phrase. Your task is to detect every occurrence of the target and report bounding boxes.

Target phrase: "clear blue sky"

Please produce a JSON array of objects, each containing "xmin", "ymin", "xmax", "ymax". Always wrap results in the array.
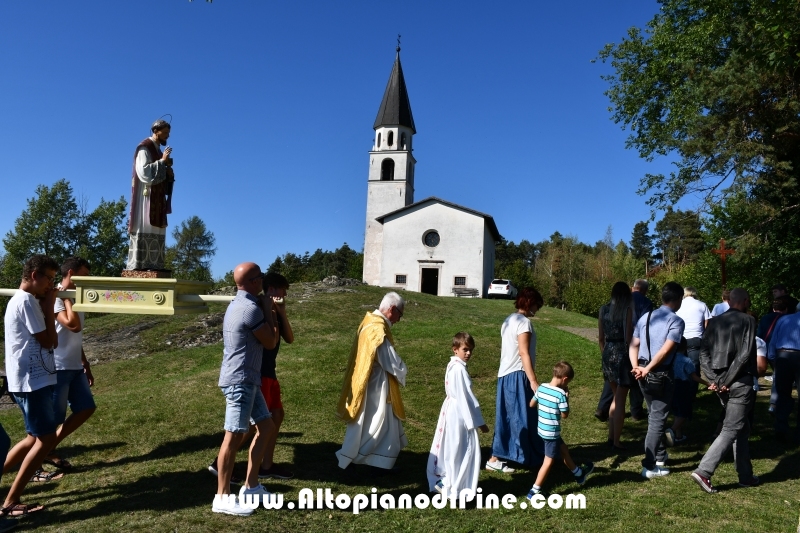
[{"xmin": 0, "ymin": 0, "xmax": 678, "ymax": 278}]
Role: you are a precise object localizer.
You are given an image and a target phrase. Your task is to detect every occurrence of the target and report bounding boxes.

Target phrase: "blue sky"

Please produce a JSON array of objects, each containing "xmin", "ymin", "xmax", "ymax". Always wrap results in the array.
[{"xmin": 0, "ymin": 0, "xmax": 678, "ymax": 278}]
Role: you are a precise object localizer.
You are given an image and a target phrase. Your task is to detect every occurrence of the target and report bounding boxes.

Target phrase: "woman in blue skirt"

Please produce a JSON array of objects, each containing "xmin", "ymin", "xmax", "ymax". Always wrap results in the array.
[{"xmin": 486, "ymin": 287, "xmax": 545, "ymax": 472}]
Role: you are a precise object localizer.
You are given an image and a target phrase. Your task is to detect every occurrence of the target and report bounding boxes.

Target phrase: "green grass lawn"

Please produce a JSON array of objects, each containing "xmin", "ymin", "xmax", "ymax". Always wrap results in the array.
[{"xmin": 1, "ymin": 285, "xmax": 798, "ymax": 532}]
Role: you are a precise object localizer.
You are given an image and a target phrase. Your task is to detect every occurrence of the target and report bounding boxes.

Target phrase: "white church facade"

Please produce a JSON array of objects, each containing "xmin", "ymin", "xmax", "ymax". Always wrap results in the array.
[{"xmin": 362, "ymin": 48, "xmax": 501, "ymax": 297}]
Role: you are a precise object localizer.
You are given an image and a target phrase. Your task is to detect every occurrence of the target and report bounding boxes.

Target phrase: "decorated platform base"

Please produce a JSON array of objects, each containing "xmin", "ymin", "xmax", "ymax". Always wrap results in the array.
[
  {"xmin": 70, "ymin": 276, "xmax": 220, "ymax": 315},
  {"xmin": 121, "ymin": 269, "xmax": 173, "ymax": 279}
]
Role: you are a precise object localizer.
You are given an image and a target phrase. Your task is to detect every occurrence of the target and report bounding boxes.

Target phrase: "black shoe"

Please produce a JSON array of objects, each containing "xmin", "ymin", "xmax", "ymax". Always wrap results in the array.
[{"xmin": 594, "ymin": 410, "xmax": 609, "ymax": 422}]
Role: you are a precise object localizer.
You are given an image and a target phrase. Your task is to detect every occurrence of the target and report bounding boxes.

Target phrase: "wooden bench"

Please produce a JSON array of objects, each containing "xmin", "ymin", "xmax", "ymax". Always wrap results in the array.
[{"xmin": 452, "ymin": 287, "xmax": 480, "ymax": 298}]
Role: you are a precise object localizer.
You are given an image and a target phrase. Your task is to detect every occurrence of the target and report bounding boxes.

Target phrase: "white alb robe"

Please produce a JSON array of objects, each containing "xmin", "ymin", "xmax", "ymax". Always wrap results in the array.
[
  {"xmin": 336, "ymin": 312, "xmax": 408, "ymax": 469},
  {"xmin": 426, "ymin": 356, "xmax": 485, "ymax": 495}
]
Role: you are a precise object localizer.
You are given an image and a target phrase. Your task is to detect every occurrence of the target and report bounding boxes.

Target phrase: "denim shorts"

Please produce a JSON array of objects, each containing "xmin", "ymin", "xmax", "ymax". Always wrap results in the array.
[
  {"xmin": 543, "ymin": 437, "xmax": 564, "ymax": 459},
  {"xmin": 53, "ymin": 369, "xmax": 96, "ymax": 424},
  {"xmin": 221, "ymin": 383, "xmax": 271, "ymax": 433},
  {"xmin": 11, "ymin": 386, "xmax": 57, "ymax": 437}
]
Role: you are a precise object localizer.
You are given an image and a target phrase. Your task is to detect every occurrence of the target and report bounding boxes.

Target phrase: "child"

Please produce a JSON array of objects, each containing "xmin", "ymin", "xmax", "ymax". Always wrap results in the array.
[
  {"xmin": 526, "ymin": 361, "xmax": 593, "ymax": 499},
  {"xmin": 426, "ymin": 332, "xmax": 489, "ymax": 496},
  {"xmin": 665, "ymin": 338, "xmax": 709, "ymax": 445}
]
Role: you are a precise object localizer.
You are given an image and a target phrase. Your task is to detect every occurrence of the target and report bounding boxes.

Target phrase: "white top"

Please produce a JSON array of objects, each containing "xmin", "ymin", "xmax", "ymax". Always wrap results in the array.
[
  {"xmin": 54, "ymin": 296, "xmax": 85, "ymax": 370},
  {"xmin": 756, "ymin": 337, "xmax": 767, "ymax": 358},
  {"xmin": 4, "ymin": 291, "xmax": 57, "ymax": 392},
  {"xmin": 711, "ymin": 302, "xmax": 730, "ymax": 317},
  {"xmin": 675, "ymin": 296, "xmax": 711, "ymax": 339},
  {"xmin": 498, "ymin": 312, "xmax": 535, "ymax": 378}
]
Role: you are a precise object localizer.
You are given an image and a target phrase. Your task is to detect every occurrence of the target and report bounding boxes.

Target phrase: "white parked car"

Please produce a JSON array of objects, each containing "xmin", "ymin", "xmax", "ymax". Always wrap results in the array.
[{"xmin": 487, "ymin": 279, "xmax": 518, "ymax": 299}]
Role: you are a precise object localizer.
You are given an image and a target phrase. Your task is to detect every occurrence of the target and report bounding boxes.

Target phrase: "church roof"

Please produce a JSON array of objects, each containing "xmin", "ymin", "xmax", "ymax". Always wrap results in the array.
[
  {"xmin": 375, "ymin": 196, "xmax": 503, "ymax": 242},
  {"xmin": 373, "ymin": 49, "xmax": 416, "ymax": 133}
]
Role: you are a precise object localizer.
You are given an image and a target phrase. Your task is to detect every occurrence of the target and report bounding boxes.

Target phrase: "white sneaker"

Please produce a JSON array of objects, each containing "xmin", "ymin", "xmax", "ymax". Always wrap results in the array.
[
  {"xmin": 642, "ymin": 466, "xmax": 670, "ymax": 479},
  {"xmin": 664, "ymin": 428, "xmax": 675, "ymax": 447},
  {"xmin": 485, "ymin": 460, "xmax": 515, "ymax": 473},
  {"xmin": 656, "ymin": 451, "xmax": 669, "ymax": 467},
  {"xmin": 212, "ymin": 494, "xmax": 254, "ymax": 516},
  {"xmin": 239, "ymin": 483, "xmax": 272, "ymax": 506}
]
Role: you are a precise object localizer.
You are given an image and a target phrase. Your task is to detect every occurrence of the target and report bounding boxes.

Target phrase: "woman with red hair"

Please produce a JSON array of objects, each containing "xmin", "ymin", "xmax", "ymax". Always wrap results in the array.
[{"xmin": 486, "ymin": 288, "xmax": 546, "ymax": 473}]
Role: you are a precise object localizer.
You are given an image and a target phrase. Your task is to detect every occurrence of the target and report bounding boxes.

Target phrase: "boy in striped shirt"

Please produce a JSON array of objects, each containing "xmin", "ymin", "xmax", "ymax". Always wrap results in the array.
[{"xmin": 527, "ymin": 361, "xmax": 594, "ymax": 498}]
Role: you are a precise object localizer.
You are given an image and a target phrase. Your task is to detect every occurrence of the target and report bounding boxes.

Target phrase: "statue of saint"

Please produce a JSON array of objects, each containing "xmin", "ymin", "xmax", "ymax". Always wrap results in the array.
[{"xmin": 126, "ymin": 119, "xmax": 175, "ymax": 271}]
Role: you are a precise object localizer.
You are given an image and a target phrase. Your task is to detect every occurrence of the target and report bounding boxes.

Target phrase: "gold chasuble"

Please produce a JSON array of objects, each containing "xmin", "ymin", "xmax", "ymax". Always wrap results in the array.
[{"xmin": 337, "ymin": 312, "xmax": 406, "ymax": 422}]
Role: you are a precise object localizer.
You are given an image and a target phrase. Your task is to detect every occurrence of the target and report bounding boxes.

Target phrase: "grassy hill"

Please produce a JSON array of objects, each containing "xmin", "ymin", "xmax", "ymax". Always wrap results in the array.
[{"xmin": 1, "ymin": 284, "xmax": 797, "ymax": 532}]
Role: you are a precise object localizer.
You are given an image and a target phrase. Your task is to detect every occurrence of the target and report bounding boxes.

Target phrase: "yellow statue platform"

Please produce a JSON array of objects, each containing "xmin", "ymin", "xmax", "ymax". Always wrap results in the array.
[{"xmin": 0, "ymin": 277, "xmax": 234, "ymax": 316}]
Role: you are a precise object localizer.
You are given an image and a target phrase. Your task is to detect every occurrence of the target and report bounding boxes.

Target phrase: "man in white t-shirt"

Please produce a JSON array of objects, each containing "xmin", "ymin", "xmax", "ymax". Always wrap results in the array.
[
  {"xmin": 3, "ymin": 255, "xmax": 60, "ymax": 515},
  {"xmin": 45, "ymin": 257, "xmax": 96, "ymax": 469}
]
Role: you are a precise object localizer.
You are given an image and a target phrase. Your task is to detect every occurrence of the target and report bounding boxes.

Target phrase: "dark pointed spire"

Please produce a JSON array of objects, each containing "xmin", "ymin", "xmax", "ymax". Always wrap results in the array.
[{"xmin": 373, "ymin": 46, "xmax": 416, "ymax": 133}]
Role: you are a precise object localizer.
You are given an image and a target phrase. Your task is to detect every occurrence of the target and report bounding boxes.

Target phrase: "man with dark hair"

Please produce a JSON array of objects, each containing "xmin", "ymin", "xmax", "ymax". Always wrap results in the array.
[
  {"xmin": 771, "ymin": 284, "xmax": 798, "ymax": 314},
  {"xmin": 45, "ymin": 257, "xmax": 96, "ymax": 469},
  {"xmin": 692, "ymin": 288, "xmax": 759, "ymax": 493},
  {"xmin": 257, "ymin": 272, "xmax": 294, "ymax": 479},
  {"xmin": 126, "ymin": 119, "xmax": 174, "ymax": 271},
  {"xmin": 595, "ymin": 279, "xmax": 650, "ymax": 422},
  {"xmin": 3, "ymin": 255, "xmax": 60, "ymax": 515},
  {"xmin": 629, "ymin": 281, "xmax": 685, "ymax": 480}
]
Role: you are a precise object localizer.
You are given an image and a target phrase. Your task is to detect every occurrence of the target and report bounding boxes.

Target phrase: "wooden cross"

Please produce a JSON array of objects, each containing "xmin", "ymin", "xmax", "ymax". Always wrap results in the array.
[{"xmin": 711, "ymin": 238, "xmax": 735, "ymax": 289}]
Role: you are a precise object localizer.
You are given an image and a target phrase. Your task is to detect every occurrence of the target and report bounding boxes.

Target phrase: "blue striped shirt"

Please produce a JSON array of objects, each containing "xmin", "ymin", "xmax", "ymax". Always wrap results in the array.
[{"xmin": 535, "ymin": 383, "xmax": 569, "ymax": 440}]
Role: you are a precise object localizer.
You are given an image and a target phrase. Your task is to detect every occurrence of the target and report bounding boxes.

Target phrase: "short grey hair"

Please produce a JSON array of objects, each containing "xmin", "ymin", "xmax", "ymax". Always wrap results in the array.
[
  {"xmin": 633, "ymin": 279, "xmax": 649, "ymax": 292},
  {"xmin": 683, "ymin": 286, "xmax": 698, "ymax": 299},
  {"xmin": 379, "ymin": 292, "xmax": 405, "ymax": 313}
]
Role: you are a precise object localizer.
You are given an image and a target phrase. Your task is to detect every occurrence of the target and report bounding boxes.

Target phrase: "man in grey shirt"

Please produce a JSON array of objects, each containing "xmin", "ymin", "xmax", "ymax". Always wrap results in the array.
[
  {"xmin": 212, "ymin": 262, "xmax": 278, "ymax": 516},
  {"xmin": 629, "ymin": 281, "xmax": 685, "ymax": 479}
]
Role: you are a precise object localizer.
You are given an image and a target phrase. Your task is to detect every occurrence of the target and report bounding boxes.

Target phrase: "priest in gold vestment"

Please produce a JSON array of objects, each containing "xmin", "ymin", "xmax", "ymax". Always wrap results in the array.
[{"xmin": 336, "ymin": 292, "xmax": 408, "ymax": 469}]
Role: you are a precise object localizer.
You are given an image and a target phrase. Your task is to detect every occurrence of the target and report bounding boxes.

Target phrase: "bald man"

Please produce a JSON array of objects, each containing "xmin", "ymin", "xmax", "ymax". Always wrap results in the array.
[{"xmin": 212, "ymin": 262, "xmax": 278, "ymax": 516}]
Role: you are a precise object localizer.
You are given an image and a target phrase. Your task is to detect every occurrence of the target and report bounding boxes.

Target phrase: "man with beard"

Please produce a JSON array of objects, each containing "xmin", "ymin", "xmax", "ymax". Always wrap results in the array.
[{"xmin": 126, "ymin": 119, "xmax": 174, "ymax": 271}]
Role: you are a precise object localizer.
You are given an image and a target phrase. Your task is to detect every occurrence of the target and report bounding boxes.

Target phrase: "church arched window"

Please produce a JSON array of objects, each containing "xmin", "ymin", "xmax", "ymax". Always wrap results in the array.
[
  {"xmin": 400, "ymin": 132, "xmax": 406, "ymax": 149},
  {"xmin": 377, "ymin": 132, "xmax": 382, "ymax": 148},
  {"xmin": 388, "ymin": 131, "xmax": 394, "ymax": 147},
  {"xmin": 381, "ymin": 159, "xmax": 395, "ymax": 181}
]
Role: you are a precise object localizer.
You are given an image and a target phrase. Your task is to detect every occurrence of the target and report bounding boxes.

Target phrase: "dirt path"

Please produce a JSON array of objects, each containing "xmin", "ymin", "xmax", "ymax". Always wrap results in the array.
[{"xmin": 557, "ymin": 326, "xmax": 598, "ymax": 343}]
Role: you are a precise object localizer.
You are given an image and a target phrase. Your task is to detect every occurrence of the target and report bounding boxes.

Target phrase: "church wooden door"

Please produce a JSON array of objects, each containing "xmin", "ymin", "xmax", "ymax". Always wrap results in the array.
[{"xmin": 421, "ymin": 268, "xmax": 439, "ymax": 296}]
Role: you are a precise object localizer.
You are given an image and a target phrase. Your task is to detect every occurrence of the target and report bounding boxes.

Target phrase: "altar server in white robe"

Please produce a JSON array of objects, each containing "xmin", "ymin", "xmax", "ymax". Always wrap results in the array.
[
  {"xmin": 336, "ymin": 292, "xmax": 408, "ymax": 469},
  {"xmin": 427, "ymin": 332, "xmax": 489, "ymax": 496}
]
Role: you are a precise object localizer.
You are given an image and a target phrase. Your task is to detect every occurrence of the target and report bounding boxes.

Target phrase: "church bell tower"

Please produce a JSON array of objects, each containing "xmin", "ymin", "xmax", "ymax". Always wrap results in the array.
[{"xmin": 362, "ymin": 46, "xmax": 417, "ymax": 286}]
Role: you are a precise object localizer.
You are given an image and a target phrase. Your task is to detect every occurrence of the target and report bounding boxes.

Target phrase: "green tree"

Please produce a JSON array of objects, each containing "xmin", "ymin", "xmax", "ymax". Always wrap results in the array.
[
  {"xmin": 599, "ymin": 0, "xmax": 800, "ymax": 300},
  {"xmin": 654, "ymin": 208, "xmax": 705, "ymax": 266},
  {"xmin": 165, "ymin": 216, "xmax": 216, "ymax": 281},
  {"xmin": 630, "ymin": 221, "xmax": 653, "ymax": 262},
  {"xmin": 75, "ymin": 197, "xmax": 129, "ymax": 277}
]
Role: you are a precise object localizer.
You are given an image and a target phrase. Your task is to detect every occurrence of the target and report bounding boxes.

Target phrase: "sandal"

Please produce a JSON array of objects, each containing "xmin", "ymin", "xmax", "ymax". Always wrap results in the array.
[
  {"xmin": 30, "ymin": 469, "xmax": 64, "ymax": 483},
  {"xmin": 44, "ymin": 456, "xmax": 72, "ymax": 470},
  {"xmin": 0, "ymin": 502, "xmax": 45, "ymax": 517}
]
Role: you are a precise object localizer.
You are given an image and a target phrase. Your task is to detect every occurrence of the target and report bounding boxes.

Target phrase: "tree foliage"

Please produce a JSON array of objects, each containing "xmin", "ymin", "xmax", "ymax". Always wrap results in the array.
[
  {"xmin": 1, "ymin": 179, "xmax": 127, "ymax": 286},
  {"xmin": 266, "ymin": 243, "xmax": 363, "ymax": 283},
  {"xmin": 654, "ymin": 208, "xmax": 705, "ymax": 266},
  {"xmin": 599, "ymin": 0, "xmax": 800, "ymax": 301},
  {"xmin": 165, "ymin": 216, "xmax": 217, "ymax": 282},
  {"xmin": 599, "ymin": 0, "xmax": 800, "ymax": 210},
  {"xmin": 630, "ymin": 221, "xmax": 654, "ymax": 261}
]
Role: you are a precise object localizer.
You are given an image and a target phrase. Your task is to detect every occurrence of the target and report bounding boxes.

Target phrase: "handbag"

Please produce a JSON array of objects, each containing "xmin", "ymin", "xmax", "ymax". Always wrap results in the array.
[{"xmin": 641, "ymin": 311, "xmax": 672, "ymax": 396}]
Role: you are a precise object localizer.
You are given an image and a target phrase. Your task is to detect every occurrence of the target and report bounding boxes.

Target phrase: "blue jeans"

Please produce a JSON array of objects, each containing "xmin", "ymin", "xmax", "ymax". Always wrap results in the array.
[
  {"xmin": 639, "ymin": 377, "xmax": 673, "ymax": 470},
  {"xmin": 53, "ymin": 369, "xmax": 96, "ymax": 424},
  {"xmin": 12, "ymin": 385, "xmax": 57, "ymax": 437},
  {"xmin": 221, "ymin": 383, "xmax": 271, "ymax": 433},
  {"xmin": 695, "ymin": 380, "xmax": 754, "ymax": 482},
  {"xmin": 774, "ymin": 350, "xmax": 800, "ymax": 434}
]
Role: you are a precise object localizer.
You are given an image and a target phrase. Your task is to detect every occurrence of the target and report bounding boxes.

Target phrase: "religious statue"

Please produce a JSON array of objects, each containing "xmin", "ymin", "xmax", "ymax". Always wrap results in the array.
[{"xmin": 126, "ymin": 119, "xmax": 175, "ymax": 272}]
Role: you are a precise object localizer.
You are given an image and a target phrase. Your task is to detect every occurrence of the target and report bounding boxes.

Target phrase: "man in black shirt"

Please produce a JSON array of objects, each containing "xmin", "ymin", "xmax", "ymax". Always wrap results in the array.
[{"xmin": 258, "ymin": 273, "xmax": 295, "ymax": 479}]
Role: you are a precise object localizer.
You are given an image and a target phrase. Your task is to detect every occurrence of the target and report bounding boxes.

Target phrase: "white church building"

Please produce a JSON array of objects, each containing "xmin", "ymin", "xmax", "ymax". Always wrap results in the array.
[{"xmin": 362, "ymin": 47, "xmax": 501, "ymax": 297}]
